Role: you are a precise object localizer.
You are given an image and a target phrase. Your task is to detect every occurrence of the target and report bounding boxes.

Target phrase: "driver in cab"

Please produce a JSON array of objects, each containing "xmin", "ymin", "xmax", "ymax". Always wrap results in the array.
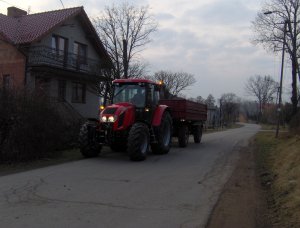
[{"xmin": 131, "ymin": 89, "xmax": 145, "ymax": 107}]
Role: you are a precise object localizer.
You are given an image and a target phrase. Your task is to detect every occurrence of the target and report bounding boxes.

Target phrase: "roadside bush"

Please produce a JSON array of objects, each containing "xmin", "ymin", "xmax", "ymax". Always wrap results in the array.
[
  {"xmin": 0, "ymin": 89, "xmax": 80, "ymax": 162},
  {"xmin": 289, "ymin": 111, "xmax": 300, "ymax": 135}
]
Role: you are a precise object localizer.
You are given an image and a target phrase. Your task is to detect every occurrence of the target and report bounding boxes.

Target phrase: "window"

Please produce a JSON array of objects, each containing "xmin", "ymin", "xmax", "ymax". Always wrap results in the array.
[
  {"xmin": 72, "ymin": 82, "xmax": 86, "ymax": 103},
  {"xmin": 3, "ymin": 74, "xmax": 11, "ymax": 90},
  {"xmin": 154, "ymin": 86, "xmax": 160, "ymax": 105},
  {"xmin": 74, "ymin": 42, "xmax": 87, "ymax": 65},
  {"xmin": 58, "ymin": 80, "xmax": 66, "ymax": 101},
  {"xmin": 52, "ymin": 35, "xmax": 68, "ymax": 56},
  {"xmin": 148, "ymin": 84, "xmax": 159, "ymax": 106},
  {"xmin": 112, "ymin": 83, "xmax": 146, "ymax": 108}
]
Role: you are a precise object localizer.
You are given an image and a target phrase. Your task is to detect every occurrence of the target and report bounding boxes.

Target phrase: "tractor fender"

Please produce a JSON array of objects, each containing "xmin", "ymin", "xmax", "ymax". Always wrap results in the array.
[{"xmin": 152, "ymin": 105, "xmax": 170, "ymax": 127}]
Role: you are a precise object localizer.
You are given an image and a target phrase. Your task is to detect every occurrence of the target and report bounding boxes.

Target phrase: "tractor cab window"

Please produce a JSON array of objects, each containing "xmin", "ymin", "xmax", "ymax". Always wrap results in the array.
[
  {"xmin": 154, "ymin": 85, "xmax": 160, "ymax": 105},
  {"xmin": 148, "ymin": 84, "xmax": 159, "ymax": 106},
  {"xmin": 113, "ymin": 83, "xmax": 146, "ymax": 108}
]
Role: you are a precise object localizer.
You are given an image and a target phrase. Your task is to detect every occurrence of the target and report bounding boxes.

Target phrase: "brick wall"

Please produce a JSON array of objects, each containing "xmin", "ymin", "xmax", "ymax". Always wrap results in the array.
[{"xmin": 0, "ymin": 39, "xmax": 26, "ymax": 89}]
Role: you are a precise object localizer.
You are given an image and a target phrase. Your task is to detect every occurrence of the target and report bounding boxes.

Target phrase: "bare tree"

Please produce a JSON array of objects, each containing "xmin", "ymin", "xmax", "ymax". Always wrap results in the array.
[
  {"xmin": 245, "ymin": 75, "xmax": 278, "ymax": 116},
  {"xmin": 196, "ymin": 96, "xmax": 205, "ymax": 103},
  {"xmin": 252, "ymin": 0, "xmax": 300, "ymax": 114},
  {"xmin": 150, "ymin": 70, "xmax": 196, "ymax": 96},
  {"xmin": 93, "ymin": 3, "xmax": 157, "ymax": 79},
  {"xmin": 220, "ymin": 93, "xmax": 240, "ymax": 124},
  {"xmin": 240, "ymin": 100, "xmax": 260, "ymax": 122},
  {"xmin": 128, "ymin": 61, "xmax": 149, "ymax": 78},
  {"xmin": 205, "ymin": 94, "xmax": 216, "ymax": 107}
]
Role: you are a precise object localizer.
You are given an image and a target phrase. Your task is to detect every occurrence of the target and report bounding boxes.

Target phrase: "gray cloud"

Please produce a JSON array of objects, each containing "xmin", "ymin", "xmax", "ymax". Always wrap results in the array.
[
  {"xmin": 155, "ymin": 12, "xmax": 175, "ymax": 21},
  {"xmin": 0, "ymin": 0, "xmax": 275, "ymax": 100},
  {"xmin": 182, "ymin": 0, "xmax": 256, "ymax": 26}
]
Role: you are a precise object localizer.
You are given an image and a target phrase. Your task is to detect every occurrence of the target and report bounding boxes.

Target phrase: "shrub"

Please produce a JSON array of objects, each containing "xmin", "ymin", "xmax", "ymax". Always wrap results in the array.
[
  {"xmin": 0, "ymin": 89, "xmax": 80, "ymax": 162},
  {"xmin": 289, "ymin": 110, "xmax": 300, "ymax": 135}
]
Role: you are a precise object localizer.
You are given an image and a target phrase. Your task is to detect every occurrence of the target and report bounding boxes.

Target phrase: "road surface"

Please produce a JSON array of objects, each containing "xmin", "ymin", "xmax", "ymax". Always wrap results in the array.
[{"xmin": 0, "ymin": 123, "xmax": 260, "ymax": 228}]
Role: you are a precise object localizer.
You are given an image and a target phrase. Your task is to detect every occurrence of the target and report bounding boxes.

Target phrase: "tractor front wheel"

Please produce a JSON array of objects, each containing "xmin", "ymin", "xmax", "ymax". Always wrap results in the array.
[
  {"xmin": 127, "ymin": 122, "xmax": 150, "ymax": 161},
  {"xmin": 79, "ymin": 122, "xmax": 101, "ymax": 158}
]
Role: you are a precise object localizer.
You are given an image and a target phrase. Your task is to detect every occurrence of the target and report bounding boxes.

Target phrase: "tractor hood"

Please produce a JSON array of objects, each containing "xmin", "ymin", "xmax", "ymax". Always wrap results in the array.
[
  {"xmin": 99, "ymin": 103, "xmax": 135, "ymax": 130},
  {"xmin": 101, "ymin": 102, "xmax": 133, "ymax": 115}
]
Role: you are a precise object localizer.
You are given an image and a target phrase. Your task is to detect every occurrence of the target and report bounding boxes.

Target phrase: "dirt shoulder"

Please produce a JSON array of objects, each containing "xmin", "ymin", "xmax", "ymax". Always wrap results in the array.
[{"xmin": 206, "ymin": 139, "xmax": 271, "ymax": 228}]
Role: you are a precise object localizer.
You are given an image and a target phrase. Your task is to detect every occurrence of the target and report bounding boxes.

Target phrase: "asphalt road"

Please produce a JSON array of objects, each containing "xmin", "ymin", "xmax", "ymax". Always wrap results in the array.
[{"xmin": 0, "ymin": 123, "xmax": 260, "ymax": 228}]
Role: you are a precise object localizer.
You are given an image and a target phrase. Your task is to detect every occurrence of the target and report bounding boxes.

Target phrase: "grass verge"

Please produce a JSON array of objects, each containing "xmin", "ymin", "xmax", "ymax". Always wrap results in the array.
[
  {"xmin": 260, "ymin": 124, "xmax": 288, "ymax": 131},
  {"xmin": 0, "ymin": 149, "xmax": 82, "ymax": 176},
  {"xmin": 254, "ymin": 131, "xmax": 300, "ymax": 227}
]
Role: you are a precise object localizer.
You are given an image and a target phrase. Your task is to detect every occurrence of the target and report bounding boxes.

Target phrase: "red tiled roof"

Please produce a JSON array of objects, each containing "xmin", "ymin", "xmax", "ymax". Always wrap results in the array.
[
  {"xmin": 0, "ymin": 7, "xmax": 82, "ymax": 44},
  {"xmin": 0, "ymin": 13, "xmax": 18, "ymax": 42}
]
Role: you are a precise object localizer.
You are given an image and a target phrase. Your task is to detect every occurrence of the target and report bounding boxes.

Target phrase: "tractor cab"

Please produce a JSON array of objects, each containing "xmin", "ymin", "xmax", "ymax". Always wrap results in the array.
[
  {"xmin": 113, "ymin": 82, "xmax": 147, "ymax": 108},
  {"xmin": 109, "ymin": 79, "xmax": 161, "ymax": 124}
]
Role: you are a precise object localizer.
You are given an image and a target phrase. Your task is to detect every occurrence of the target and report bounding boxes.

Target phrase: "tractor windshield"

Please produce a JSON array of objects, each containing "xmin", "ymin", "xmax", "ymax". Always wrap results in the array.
[{"xmin": 113, "ymin": 83, "xmax": 146, "ymax": 108}]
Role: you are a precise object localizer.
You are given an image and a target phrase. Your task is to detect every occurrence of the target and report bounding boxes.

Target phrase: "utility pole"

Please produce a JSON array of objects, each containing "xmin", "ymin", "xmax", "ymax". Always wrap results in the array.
[
  {"xmin": 263, "ymin": 11, "xmax": 288, "ymax": 138},
  {"xmin": 123, "ymin": 39, "xmax": 128, "ymax": 79},
  {"xmin": 219, "ymin": 99, "xmax": 222, "ymax": 129},
  {"xmin": 275, "ymin": 20, "xmax": 288, "ymax": 138}
]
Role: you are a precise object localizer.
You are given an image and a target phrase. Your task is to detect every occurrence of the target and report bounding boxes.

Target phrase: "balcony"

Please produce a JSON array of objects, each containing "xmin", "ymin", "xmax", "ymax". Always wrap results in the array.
[{"xmin": 27, "ymin": 46, "xmax": 109, "ymax": 79}]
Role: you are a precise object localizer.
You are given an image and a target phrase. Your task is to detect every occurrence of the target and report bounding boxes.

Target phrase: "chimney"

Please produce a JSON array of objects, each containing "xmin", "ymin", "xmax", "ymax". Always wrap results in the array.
[{"xmin": 7, "ymin": 7, "xmax": 27, "ymax": 17}]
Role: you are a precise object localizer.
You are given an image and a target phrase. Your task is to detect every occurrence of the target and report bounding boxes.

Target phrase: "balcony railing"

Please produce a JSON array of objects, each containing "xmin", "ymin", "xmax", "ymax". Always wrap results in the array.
[{"xmin": 27, "ymin": 46, "xmax": 106, "ymax": 76}]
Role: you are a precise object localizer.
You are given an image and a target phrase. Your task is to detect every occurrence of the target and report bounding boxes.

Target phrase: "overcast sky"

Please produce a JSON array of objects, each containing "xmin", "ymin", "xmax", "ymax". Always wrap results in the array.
[{"xmin": 0, "ymin": 0, "xmax": 292, "ymax": 101}]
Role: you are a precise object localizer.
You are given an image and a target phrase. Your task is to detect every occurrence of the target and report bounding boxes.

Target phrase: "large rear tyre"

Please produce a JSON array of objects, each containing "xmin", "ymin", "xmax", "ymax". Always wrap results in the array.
[
  {"xmin": 127, "ymin": 122, "xmax": 150, "ymax": 161},
  {"xmin": 193, "ymin": 125, "xmax": 203, "ymax": 143},
  {"xmin": 151, "ymin": 112, "xmax": 172, "ymax": 154},
  {"xmin": 79, "ymin": 122, "xmax": 101, "ymax": 158},
  {"xmin": 178, "ymin": 125, "xmax": 189, "ymax": 147}
]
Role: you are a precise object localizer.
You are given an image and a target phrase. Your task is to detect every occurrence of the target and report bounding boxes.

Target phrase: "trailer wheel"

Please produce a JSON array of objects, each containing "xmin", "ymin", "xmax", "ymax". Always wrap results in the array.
[
  {"xmin": 127, "ymin": 122, "xmax": 149, "ymax": 161},
  {"xmin": 79, "ymin": 122, "xmax": 101, "ymax": 158},
  {"xmin": 151, "ymin": 112, "xmax": 172, "ymax": 154},
  {"xmin": 193, "ymin": 125, "xmax": 203, "ymax": 143},
  {"xmin": 178, "ymin": 125, "xmax": 189, "ymax": 147}
]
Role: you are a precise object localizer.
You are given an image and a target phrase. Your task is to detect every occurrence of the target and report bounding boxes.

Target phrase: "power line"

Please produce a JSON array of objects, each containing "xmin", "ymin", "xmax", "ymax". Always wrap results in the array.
[{"xmin": 59, "ymin": 0, "xmax": 65, "ymax": 9}]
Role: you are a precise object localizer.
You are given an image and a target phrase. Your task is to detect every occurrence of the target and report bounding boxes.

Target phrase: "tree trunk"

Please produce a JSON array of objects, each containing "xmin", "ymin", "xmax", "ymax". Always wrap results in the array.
[{"xmin": 291, "ymin": 59, "xmax": 298, "ymax": 115}]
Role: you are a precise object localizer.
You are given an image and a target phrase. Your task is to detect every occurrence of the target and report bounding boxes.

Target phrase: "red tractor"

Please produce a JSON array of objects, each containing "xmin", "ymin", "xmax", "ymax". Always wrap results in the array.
[{"xmin": 79, "ymin": 78, "xmax": 207, "ymax": 161}]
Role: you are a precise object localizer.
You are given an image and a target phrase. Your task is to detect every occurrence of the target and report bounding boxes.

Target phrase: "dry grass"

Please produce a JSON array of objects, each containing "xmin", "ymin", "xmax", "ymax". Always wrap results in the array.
[
  {"xmin": 260, "ymin": 124, "xmax": 288, "ymax": 131},
  {"xmin": 255, "ymin": 132, "xmax": 300, "ymax": 227}
]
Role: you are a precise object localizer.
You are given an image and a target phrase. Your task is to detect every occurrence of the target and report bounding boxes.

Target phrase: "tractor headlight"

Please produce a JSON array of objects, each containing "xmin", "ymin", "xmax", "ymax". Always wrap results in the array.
[
  {"xmin": 101, "ymin": 115, "xmax": 117, "ymax": 123},
  {"xmin": 108, "ymin": 116, "xmax": 117, "ymax": 122}
]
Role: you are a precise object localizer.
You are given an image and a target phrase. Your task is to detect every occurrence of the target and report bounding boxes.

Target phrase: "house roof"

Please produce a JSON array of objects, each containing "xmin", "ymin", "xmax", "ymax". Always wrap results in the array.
[{"xmin": 0, "ymin": 6, "xmax": 111, "ymax": 62}]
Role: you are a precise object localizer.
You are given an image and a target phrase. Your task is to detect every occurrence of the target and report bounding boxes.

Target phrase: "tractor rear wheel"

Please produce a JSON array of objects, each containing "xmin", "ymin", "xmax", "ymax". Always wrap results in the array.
[
  {"xmin": 178, "ymin": 125, "xmax": 189, "ymax": 147},
  {"xmin": 127, "ymin": 122, "xmax": 149, "ymax": 161},
  {"xmin": 79, "ymin": 122, "xmax": 101, "ymax": 158},
  {"xmin": 151, "ymin": 112, "xmax": 172, "ymax": 154},
  {"xmin": 193, "ymin": 125, "xmax": 203, "ymax": 143}
]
